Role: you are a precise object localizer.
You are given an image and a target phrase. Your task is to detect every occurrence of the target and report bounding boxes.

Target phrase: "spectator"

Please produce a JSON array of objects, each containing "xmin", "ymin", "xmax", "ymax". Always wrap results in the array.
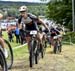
[
  {"xmin": 7, "ymin": 29, "xmax": 13, "ymax": 42},
  {"xmin": 20, "ymin": 25, "xmax": 26, "ymax": 44},
  {"xmin": 15, "ymin": 27, "xmax": 20, "ymax": 43}
]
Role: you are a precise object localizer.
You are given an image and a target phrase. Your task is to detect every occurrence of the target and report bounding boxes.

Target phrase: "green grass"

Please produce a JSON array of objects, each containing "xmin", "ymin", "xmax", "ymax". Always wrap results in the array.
[
  {"xmin": 63, "ymin": 35, "xmax": 75, "ymax": 44},
  {"xmin": 2, "ymin": 31, "xmax": 75, "ymax": 60},
  {"xmin": 2, "ymin": 31, "xmax": 21, "ymax": 47},
  {"xmin": 2, "ymin": 31, "xmax": 28, "ymax": 59},
  {"xmin": 13, "ymin": 46, "xmax": 29, "ymax": 59},
  {"xmin": 2, "ymin": 31, "xmax": 75, "ymax": 71}
]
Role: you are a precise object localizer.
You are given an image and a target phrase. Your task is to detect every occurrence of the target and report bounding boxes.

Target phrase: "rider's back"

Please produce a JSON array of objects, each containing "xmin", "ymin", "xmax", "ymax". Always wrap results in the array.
[{"xmin": 50, "ymin": 27, "xmax": 60, "ymax": 37}]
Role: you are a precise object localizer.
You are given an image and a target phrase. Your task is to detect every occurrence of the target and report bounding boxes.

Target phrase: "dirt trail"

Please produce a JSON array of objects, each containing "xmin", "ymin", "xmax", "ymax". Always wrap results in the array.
[{"xmin": 9, "ymin": 45, "xmax": 75, "ymax": 71}]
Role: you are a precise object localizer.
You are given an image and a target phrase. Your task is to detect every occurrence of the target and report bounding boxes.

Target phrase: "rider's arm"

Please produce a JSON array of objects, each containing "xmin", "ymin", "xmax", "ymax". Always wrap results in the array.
[
  {"xmin": 17, "ymin": 16, "xmax": 22, "ymax": 29},
  {"xmin": 38, "ymin": 19, "xmax": 50, "ymax": 32},
  {"xmin": 54, "ymin": 28, "xmax": 60, "ymax": 35},
  {"xmin": 18, "ymin": 23, "xmax": 22, "ymax": 29}
]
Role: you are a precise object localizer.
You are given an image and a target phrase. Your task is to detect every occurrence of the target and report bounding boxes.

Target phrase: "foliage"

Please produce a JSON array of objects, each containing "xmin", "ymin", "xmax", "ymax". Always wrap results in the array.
[
  {"xmin": 47, "ymin": 0, "xmax": 72, "ymax": 31},
  {"xmin": 63, "ymin": 32, "xmax": 75, "ymax": 43},
  {"xmin": 28, "ymin": 5, "xmax": 47, "ymax": 16},
  {"xmin": 0, "ymin": 1, "xmax": 47, "ymax": 17}
]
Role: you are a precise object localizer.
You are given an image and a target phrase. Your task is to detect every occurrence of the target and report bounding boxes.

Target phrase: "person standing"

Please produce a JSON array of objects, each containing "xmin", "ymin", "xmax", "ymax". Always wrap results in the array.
[{"xmin": 15, "ymin": 27, "xmax": 20, "ymax": 43}]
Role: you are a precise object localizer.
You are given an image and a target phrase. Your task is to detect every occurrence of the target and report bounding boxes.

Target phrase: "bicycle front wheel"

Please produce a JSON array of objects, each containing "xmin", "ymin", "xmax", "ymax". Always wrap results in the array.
[
  {"xmin": 4, "ymin": 39, "xmax": 13, "ymax": 69},
  {"xmin": 29, "ymin": 40, "xmax": 35, "ymax": 67},
  {"xmin": 0, "ymin": 48, "xmax": 8, "ymax": 71}
]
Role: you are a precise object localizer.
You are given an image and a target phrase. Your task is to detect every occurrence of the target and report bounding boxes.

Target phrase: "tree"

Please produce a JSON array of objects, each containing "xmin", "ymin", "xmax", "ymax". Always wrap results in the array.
[{"xmin": 47, "ymin": 0, "xmax": 72, "ymax": 31}]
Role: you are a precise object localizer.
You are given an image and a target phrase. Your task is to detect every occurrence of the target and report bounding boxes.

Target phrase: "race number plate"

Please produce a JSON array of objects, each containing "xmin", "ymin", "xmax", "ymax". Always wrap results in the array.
[{"xmin": 30, "ymin": 30, "xmax": 37, "ymax": 35}]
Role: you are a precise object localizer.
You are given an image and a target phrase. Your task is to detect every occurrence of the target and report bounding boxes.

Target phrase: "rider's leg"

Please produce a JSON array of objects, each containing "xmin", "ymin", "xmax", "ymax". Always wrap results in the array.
[
  {"xmin": 25, "ymin": 32, "xmax": 44, "ymax": 50},
  {"xmin": 37, "ymin": 32, "xmax": 44, "ymax": 48},
  {"xmin": 0, "ymin": 37, "xmax": 8, "ymax": 58},
  {"xmin": 37, "ymin": 33, "xmax": 43, "ymax": 44},
  {"xmin": 0, "ymin": 37, "xmax": 5, "ymax": 48},
  {"xmin": 43, "ymin": 34, "xmax": 48, "ymax": 48},
  {"xmin": 25, "ymin": 36, "xmax": 31, "ymax": 51}
]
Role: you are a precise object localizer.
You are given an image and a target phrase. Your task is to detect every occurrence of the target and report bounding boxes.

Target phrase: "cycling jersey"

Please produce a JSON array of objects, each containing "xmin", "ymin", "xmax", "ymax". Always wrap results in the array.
[
  {"xmin": 18, "ymin": 13, "xmax": 39, "ymax": 31},
  {"xmin": 50, "ymin": 28, "xmax": 60, "ymax": 37}
]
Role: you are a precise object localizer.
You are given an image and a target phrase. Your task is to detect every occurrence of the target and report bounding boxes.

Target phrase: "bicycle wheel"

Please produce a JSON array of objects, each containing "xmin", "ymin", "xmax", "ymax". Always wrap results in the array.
[
  {"xmin": 53, "ymin": 41, "xmax": 58, "ymax": 54},
  {"xmin": 0, "ymin": 48, "xmax": 8, "ymax": 71},
  {"xmin": 34, "ymin": 41, "xmax": 39, "ymax": 64},
  {"xmin": 3, "ymin": 39, "xmax": 13, "ymax": 69},
  {"xmin": 58, "ymin": 41, "xmax": 62, "ymax": 53},
  {"xmin": 35, "ymin": 51, "xmax": 38, "ymax": 64},
  {"xmin": 29, "ymin": 40, "xmax": 35, "ymax": 67}
]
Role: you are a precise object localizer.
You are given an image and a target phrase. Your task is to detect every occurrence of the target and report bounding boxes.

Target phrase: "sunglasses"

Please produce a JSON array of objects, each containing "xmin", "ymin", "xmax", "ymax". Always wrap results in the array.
[{"xmin": 20, "ymin": 11, "xmax": 27, "ymax": 13}]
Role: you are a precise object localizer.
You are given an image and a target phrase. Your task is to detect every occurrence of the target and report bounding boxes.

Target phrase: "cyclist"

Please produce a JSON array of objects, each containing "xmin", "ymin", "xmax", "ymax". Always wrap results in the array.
[
  {"xmin": 0, "ymin": 13, "xmax": 8, "ymax": 58},
  {"xmin": 50, "ymin": 24, "xmax": 63, "ymax": 46},
  {"xmin": 18, "ymin": 6, "xmax": 49, "ymax": 49},
  {"xmin": 0, "ymin": 13, "xmax": 5, "ymax": 49}
]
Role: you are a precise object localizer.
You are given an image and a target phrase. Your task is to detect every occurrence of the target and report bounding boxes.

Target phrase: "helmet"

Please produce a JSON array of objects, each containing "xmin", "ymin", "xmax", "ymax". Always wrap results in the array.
[
  {"xmin": 57, "ymin": 24, "xmax": 61, "ymax": 27},
  {"xmin": 19, "ymin": 6, "xmax": 28, "ymax": 12},
  {"xmin": 0, "ymin": 13, "xmax": 3, "ymax": 19}
]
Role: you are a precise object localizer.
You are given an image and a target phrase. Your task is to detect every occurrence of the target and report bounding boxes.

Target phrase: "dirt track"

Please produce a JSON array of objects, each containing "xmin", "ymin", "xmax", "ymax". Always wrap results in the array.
[{"xmin": 9, "ymin": 45, "xmax": 75, "ymax": 71}]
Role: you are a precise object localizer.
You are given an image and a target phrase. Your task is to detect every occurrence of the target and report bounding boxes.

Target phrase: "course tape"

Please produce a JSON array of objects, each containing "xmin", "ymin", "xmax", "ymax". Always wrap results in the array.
[
  {"xmin": 12, "ymin": 41, "xmax": 75, "ymax": 50},
  {"xmin": 13, "ymin": 43, "xmax": 27, "ymax": 50}
]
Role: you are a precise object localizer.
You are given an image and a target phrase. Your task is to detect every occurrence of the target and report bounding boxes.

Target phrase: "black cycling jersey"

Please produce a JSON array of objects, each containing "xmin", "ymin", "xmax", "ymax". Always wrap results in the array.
[{"xmin": 50, "ymin": 28, "xmax": 60, "ymax": 37}]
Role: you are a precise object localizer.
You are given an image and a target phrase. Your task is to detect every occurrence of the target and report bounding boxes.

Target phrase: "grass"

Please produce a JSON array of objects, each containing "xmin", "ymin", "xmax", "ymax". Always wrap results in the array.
[
  {"xmin": 2, "ymin": 31, "xmax": 21, "ymax": 47},
  {"xmin": 2, "ymin": 31, "xmax": 75, "ymax": 60},
  {"xmin": 2, "ymin": 31, "xmax": 28, "ymax": 59},
  {"xmin": 13, "ymin": 46, "xmax": 29, "ymax": 59},
  {"xmin": 2, "ymin": 31, "xmax": 75, "ymax": 71},
  {"xmin": 63, "ymin": 35, "xmax": 75, "ymax": 44}
]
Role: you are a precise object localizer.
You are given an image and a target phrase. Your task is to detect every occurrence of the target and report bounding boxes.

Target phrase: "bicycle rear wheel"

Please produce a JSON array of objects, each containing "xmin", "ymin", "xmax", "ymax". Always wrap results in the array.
[
  {"xmin": 0, "ymin": 48, "xmax": 8, "ymax": 71},
  {"xmin": 4, "ymin": 39, "xmax": 13, "ymax": 69},
  {"xmin": 58, "ymin": 41, "xmax": 62, "ymax": 53},
  {"xmin": 53, "ymin": 41, "xmax": 58, "ymax": 54},
  {"xmin": 34, "ymin": 41, "xmax": 39, "ymax": 64}
]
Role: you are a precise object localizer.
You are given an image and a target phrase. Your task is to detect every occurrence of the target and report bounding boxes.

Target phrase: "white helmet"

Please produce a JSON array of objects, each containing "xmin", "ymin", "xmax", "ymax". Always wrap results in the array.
[{"xmin": 19, "ymin": 6, "xmax": 28, "ymax": 12}]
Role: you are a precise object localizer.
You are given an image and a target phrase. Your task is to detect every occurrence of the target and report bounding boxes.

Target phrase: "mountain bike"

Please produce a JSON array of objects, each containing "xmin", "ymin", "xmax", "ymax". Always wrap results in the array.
[
  {"xmin": 25, "ymin": 30, "xmax": 46, "ymax": 67},
  {"xmin": 26, "ymin": 30, "xmax": 38, "ymax": 67},
  {"xmin": 53, "ymin": 35, "xmax": 62, "ymax": 54}
]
